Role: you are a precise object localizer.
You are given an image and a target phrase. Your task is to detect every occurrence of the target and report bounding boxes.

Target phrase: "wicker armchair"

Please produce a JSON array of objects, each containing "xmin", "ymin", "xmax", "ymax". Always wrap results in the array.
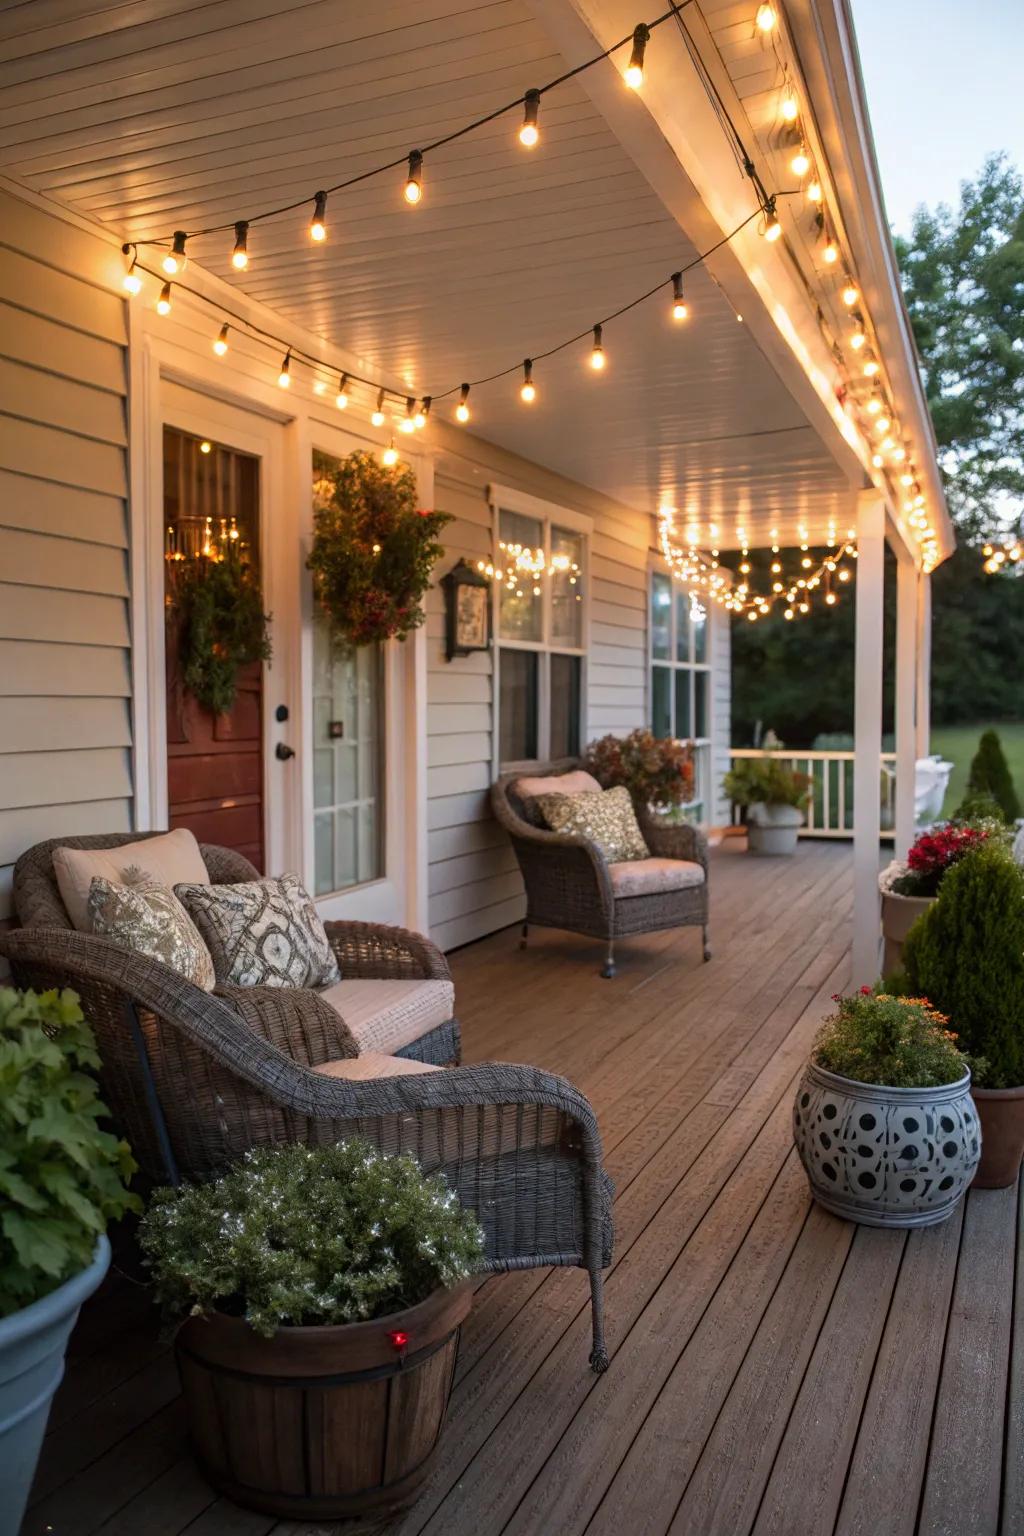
[
  {"xmin": 1, "ymin": 834, "xmax": 612, "ymax": 1369},
  {"xmin": 492, "ymin": 760, "xmax": 710, "ymax": 977}
]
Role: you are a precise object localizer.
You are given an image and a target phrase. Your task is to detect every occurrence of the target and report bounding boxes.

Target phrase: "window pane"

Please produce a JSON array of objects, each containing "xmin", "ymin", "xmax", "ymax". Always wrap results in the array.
[
  {"xmin": 550, "ymin": 653, "xmax": 581, "ymax": 758},
  {"xmin": 694, "ymin": 669, "xmax": 709, "ymax": 739},
  {"xmin": 500, "ymin": 648, "xmax": 538, "ymax": 762},
  {"xmin": 652, "ymin": 665, "xmax": 672, "ymax": 738},
  {"xmin": 551, "ymin": 526, "xmax": 584, "ymax": 648},
  {"xmin": 676, "ymin": 591, "xmax": 691, "ymax": 662},
  {"xmin": 498, "ymin": 509, "xmax": 543, "ymax": 641},
  {"xmin": 651, "ymin": 572, "xmax": 672, "ymax": 659},
  {"xmin": 674, "ymin": 669, "xmax": 692, "ymax": 739},
  {"xmin": 692, "ymin": 605, "xmax": 708, "ymax": 663},
  {"xmin": 311, "ymin": 614, "xmax": 383, "ymax": 896}
]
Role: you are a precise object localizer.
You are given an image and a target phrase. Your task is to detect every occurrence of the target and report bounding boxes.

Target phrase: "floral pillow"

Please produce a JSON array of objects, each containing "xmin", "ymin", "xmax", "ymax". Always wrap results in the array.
[
  {"xmin": 87, "ymin": 871, "xmax": 215, "ymax": 991},
  {"xmin": 175, "ymin": 873, "xmax": 341, "ymax": 989},
  {"xmin": 534, "ymin": 785, "xmax": 649, "ymax": 863}
]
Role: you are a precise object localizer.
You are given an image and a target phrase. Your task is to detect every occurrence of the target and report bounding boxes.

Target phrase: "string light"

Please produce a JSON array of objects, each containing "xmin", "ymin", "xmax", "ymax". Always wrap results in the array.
[
  {"xmin": 231, "ymin": 221, "xmax": 249, "ymax": 270},
  {"xmin": 590, "ymin": 324, "xmax": 606, "ymax": 369},
  {"xmin": 756, "ymin": 3, "xmax": 777, "ymax": 30},
  {"xmin": 762, "ymin": 199, "xmax": 782, "ymax": 241},
  {"xmin": 310, "ymin": 191, "xmax": 327, "ymax": 243},
  {"xmin": 415, "ymin": 397, "xmax": 430, "ymax": 428},
  {"xmin": 520, "ymin": 358, "xmax": 536, "ymax": 403},
  {"xmin": 790, "ymin": 146, "xmax": 810, "ymax": 177},
  {"xmin": 806, "ymin": 178, "xmax": 822, "ymax": 203},
  {"xmin": 371, "ymin": 389, "xmax": 386, "ymax": 428},
  {"xmin": 199, "ymin": 440, "xmax": 212, "ymax": 454},
  {"xmin": 213, "ymin": 323, "xmax": 229, "ymax": 356},
  {"xmin": 162, "ymin": 231, "xmax": 187, "ymax": 276},
  {"xmin": 520, "ymin": 89, "xmax": 540, "ymax": 147},
  {"xmin": 121, "ymin": 246, "xmax": 142, "ymax": 295},
  {"xmin": 849, "ymin": 325, "xmax": 866, "ymax": 350},
  {"xmin": 156, "ymin": 281, "xmax": 172, "ymax": 316},
  {"xmin": 781, "ymin": 89, "xmax": 798, "ymax": 122},
  {"xmin": 822, "ymin": 235, "xmax": 839, "ymax": 264},
  {"xmin": 624, "ymin": 23, "xmax": 649, "ymax": 88},
  {"xmin": 382, "ymin": 441, "xmax": 399, "ymax": 467},
  {"xmin": 866, "ymin": 397, "xmax": 882, "ymax": 415},
  {"xmin": 404, "ymin": 150, "xmax": 423, "ymax": 204},
  {"xmin": 335, "ymin": 372, "xmax": 348, "ymax": 409},
  {"xmin": 456, "ymin": 383, "xmax": 471, "ymax": 423},
  {"xmin": 671, "ymin": 272, "xmax": 688, "ymax": 321},
  {"xmin": 277, "ymin": 350, "xmax": 292, "ymax": 388},
  {"xmin": 863, "ymin": 358, "xmax": 880, "ymax": 377},
  {"xmin": 842, "ymin": 283, "xmax": 859, "ymax": 307},
  {"xmin": 400, "ymin": 397, "xmax": 417, "ymax": 433}
]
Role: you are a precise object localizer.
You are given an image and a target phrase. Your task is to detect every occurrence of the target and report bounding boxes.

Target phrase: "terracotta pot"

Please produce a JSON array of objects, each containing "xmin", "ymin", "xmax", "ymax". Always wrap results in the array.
[
  {"xmin": 880, "ymin": 889, "xmax": 934, "ymax": 975},
  {"xmin": 971, "ymin": 1085, "xmax": 1024, "ymax": 1188},
  {"xmin": 175, "ymin": 1281, "xmax": 471, "ymax": 1519}
]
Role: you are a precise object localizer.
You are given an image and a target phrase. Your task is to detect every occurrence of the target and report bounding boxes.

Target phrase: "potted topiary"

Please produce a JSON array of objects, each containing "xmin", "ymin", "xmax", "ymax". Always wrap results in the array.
[
  {"xmin": 140, "ymin": 1141, "xmax": 484, "ymax": 1519},
  {"xmin": 722, "ymin": 755, "xmax": 810, "ymax": 855},
  {"xmin": 879, "ymin": 822, "xmax": 990, "ymax": 973},
  {"xmin": 793, "ymin": 987, "xmax": 980, "ymax": 1227},
  {"xmin": 0, "ymin": 988, "xmax": 137, "ymax": 1533},
  {"xmin": 903, "ymin": 841, "xmax": 1024, "ymax": 1187}
]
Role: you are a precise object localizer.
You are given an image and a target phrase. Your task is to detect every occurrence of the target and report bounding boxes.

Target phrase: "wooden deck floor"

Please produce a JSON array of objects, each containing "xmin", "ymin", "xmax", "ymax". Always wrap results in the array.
[{"xmin": 21, "ymin": 842, "xmax": 1024, "ymax": 1536}]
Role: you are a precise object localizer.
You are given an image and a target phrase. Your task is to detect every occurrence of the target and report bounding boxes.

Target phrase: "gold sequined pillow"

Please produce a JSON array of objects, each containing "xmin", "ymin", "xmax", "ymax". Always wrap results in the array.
[
  {"xmin": 87, "ymin": 870, "xmax": 215, "ymax": 991},
  {"xmin": 534, "ymin": 785, "xmax": 649, "ymax": 863}
]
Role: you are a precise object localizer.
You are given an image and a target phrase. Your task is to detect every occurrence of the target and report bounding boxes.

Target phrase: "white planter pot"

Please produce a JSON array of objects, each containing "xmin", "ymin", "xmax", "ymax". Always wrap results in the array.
[
  {"xmin": 746, "ymin": 802, "xmax": 802, "ymax": 857},
  {"xmin": 880, "ymin": 890, "xmax": 934, "ymax": 975},
  {"xmin": 793, "ymin": 1062, "xmax": 980, "ymax": 1228}
]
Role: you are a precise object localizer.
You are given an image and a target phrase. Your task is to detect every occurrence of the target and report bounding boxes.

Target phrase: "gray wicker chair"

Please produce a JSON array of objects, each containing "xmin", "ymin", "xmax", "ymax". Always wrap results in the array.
[
  {"xmin": 0, "ymin": 833, "xmax": 613, "ymax": 1370},
  {"xmin": 492, "ymin": 760, "xmax": 710, "ymax": 978}
]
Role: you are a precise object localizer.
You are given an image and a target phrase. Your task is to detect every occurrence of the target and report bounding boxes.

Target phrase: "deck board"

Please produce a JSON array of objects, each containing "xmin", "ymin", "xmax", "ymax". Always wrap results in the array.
[{"xmin": 20, "ymin": 843, "xmax": 1022, "ymax": 1536}]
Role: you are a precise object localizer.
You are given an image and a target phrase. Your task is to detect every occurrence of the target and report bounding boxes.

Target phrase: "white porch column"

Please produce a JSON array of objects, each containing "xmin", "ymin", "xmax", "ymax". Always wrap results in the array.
[
  {"xmin": 852, "ymin": 490, "xmax": 886, "ymax": 985},
  {"xmin": 894, "ymin": 550, "xmax": 918, "ymax": 859},
  {"xmin": 916, "ymin": 572, "xmax": 932, "ymax": 759}
]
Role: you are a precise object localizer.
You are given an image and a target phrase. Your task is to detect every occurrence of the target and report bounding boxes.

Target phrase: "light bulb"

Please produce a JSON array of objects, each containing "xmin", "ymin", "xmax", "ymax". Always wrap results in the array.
[
  {"xmin": 382, "ymin": 442, "xmax": 399, "ymax": 467},
  {"xmin": 806, "ymin": 179, "xmax": 822, "ymax": 203},
  {"xmin": 400, "ymin": 397, "xmax": 416, "ymax": 433},
  {"xmin": 671, "ymin": 272, "xmax": 688, "ymax": 321},
  {"xmin": 335, "ymin": 373, "xmax": 348, "ymax": 410},
  {"xmin": 371, "ymin": 389, "xmax": 386, "ymax": 428},
  {"xmin": 213, "ymin": 323, "xmax": 229, "ymax": 356},
  {"xmin": 625, "ymin": 22, "xmax": 649, "ymax": 88},
  {"xmin": 520, "ymin": 89, "xmax": 540, "ymax": 147},
  {"xmin": 863, "ymin": 359, "xmax": 879, "ymax": 377},
  {"xmin": 590, "ymin": 324, "xmax": 605, "ymax": 369},
  {"xmin": 310, "ymin": 191, "xmax": 327, "ymax": 242},
  {"xmin": 875, "ymin": 416, "xmax": 890, "ymax": 433},
  {"xmin": 162, "ymin": 230, "xmax": 187, "ymax": 276},
  {"xmin": 456, "ymin": 383, "xmax": 471, "ymax": 423},
  {"xmin": 123, "ymin": 269, "xmax": 142, "ymax": 296},
  {"xmin": 231, "ymin": 221, "xmax": 249, "ymax": 270},
  {"xmin": 199, "ymin": 440, "xmax": 212, "ymax": 454},
  {"xmin": 756, "ymin": 3, "xmax": 777, "ymax": 30},
  {"xmin": 156, "ymin": 281, "xmax": 172, "ymax": 316},
  {"xmin": 405, "ymin": 150, "xmax": 423, "ymax": 204},
  {"xmin": 790, "ymin": 147, "xmax": 810, "ymax": 178},
  {"xmin": 520, "ymin": 358, "xmax": 536, "ymax": 403},
  {"xmin": 278, "ymin": 351, "xmax": 291, "ymax": 389},
  {"xmin": 781, "ymin": 91, "xmax": 798, "ymax": 122},
  {"xmin": 866, "ymin": 397, "xmax": 882, "ymax": 415},
  {"xmin": 842, "ymin": 284, "xmax": 859, "ymax": 307},
  {"xmin": 850, "ymin": 329, "xmax": 866, "ymax": 350},
  {"xmin": 822, "ymin": 238, "xmax": 838, "ymax": 264},
  {"xmin": 763, "ymin": 205, "xmax": 782, "ymax": 242}
]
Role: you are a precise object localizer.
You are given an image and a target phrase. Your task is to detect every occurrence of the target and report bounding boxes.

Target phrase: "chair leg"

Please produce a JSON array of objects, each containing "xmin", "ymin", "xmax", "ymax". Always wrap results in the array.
[
  {"xmin": 601, "ymin": 939, "xmax": 616, "ymax": 980},
  {"xmin": 519, "ymin": 918, "xmax": 529, "ymax": 950},
  {"xmin": 702, "ymin": 925, "xmax": 712, "ymax": 962},
  {"xmin": 588, "ymin": 1265, "xmax": 610, "ymax": 1372}
]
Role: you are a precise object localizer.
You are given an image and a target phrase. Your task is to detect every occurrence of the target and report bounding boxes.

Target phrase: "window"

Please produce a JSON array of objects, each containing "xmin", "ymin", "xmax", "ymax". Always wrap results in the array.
[
  {"xmin": 650, "ymin": 568, "xmax": 712, "ymax": 813},
  {"xmin": 493, "ymin": 496, "xmax": 588, "ymax": 766}
]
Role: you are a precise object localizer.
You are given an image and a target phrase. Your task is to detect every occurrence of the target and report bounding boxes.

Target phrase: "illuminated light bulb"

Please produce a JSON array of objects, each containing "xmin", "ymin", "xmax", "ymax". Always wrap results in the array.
[
  {"xmin": 382, "ymin": 441, "xmax": 399, "ymax": 467},
  {"xmin": 842, "ymin": 284, "xmax": 859, "ymax": 307},
  {"xmin": 872, "ymin": 452, "xmax": 884, "ymax": 467},
  {"xmin": 799, "ymin": 602, "xmax": 809, "ymax": 613},
  {"xmin": 784, "ymin": 607, "xmax": 795, "ymax": 620},
  {"xmin": 520, "ymin": 358, "xmax": 536, "ymax": 403},
  {"xmin": 590, "ymin": 323, "xmax": 605, "ymax": 370},
  {"xmin": 781, "ymin": 89, "xmax": 798, "ymax": 122},
  {"xmin": 415, "ymin": 396, "xmax": 430, "ymax": 429},
  {"xmin": 456, "ymin": 383, "xmax": 471, "ymax": 423},
  {"xmin": 756, "ymin": 2, "xmax": 777, "ymax": 29},
  {"xmin": 162, "ymin": 230, "xmax": 187, "ymax": 275},
  {"xmin": 310, "ymin": 190, "xmax": 327, "ymax": 242},
  {"xmin": 763, "ymin": 202, "xmax": 782, "ymax": 242},
  {"xmin": 874, "ymin": 416, "xmax": 890, "ymax": 433},
  {"xmin": 863, "ymin": 359, "xmax": 880, "ymax": 377},
  {"xmin": 335, "ymin": 372, "xmax": 348, "ymax": 410},
  {"xmin": 156, "ymin": 281, "xmax": 172, "ymax": 316},
  {"xmin": 231, "ymin": 221, "xmax": 249, "ymax": 270},
  {"xmin": 839, "ymin": 569, "xmax": 850, "ymax": 582},
  {"xmin": 806, "ymin": 179, "xmax": 822, "ymax": 203},
  {"xmin": 850, "ymin": 328, "xmax": 866, "ymax": 350},
  {"xmin": 801, "ymin": 556, "xmax": 812, "ymax": 568},
  {"xmin": 892, "ymin": 446, "xmax": 907, "ymax": 462},
  {"xmin": 624, "ymin": 22, "xmax": 649, "ymax": 88},
  {"xmin": 880, "ymin": 436, "xmax": 894, "ymax": 452},
  {"xmin": 277, "ymin": 351, "xmax": 291, "ymax": 388},
  {"xmin": 900, "ymin": 472, "xmax": 914, "ymax": 486},
  {"xmin": 747, "ymin": 610, "xmax": 758, "ymax": 622},
  {"xmin": 404, "ymin": 149, "xmax": 423, "ymax": 204},
  {"xmin": 400, "ymin": 397, "xmax": 417, "ymax": 434},
  {"xmin": 371, "ymin": 389, "xmax": 386, "ymax": 428},
  {"xmin": 822, "ymin": 238, "xmax": 839, "ymax": 264},
  {"xmin": 121, "ymin": 246, "xmax": 142, "ymax": 295},
  {"xmin": 790, "ymin": 146, "xmax": 810, "ymax": 178},
  {"xmin": 520, "ymin": 89, "xmax": 540, "ymax": 147},
  {"xmin": 671, "ymin": 272, "xmax": 688, "ymax": 321},
  {"xmin": 213, "ymin": 323, "xmax": 229, "ymax": 356},
  {"xmin": 199, "ymin": 440, "xmax": 212, "ymax": 454},
  {"xmin": 771, "ymin": 561, "xmax": 781, "ymax": 573},
  {"xmin": 825, "ymin": 591, "xmax": 837, "ymax": 605}
]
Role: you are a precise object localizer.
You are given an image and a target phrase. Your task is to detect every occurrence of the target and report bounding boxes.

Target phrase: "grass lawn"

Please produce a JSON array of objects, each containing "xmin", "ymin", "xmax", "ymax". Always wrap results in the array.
[{"xmin": 930, "ymin": 722, "xmax": 1024, "ymax": 817}]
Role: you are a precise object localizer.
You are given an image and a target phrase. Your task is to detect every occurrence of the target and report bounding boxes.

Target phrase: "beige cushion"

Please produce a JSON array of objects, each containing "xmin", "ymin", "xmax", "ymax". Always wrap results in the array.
[
  {"xmin": 318, "ymin": 977, "xmax": 455, "ymax": 1055},
  {"xmin": 535, "ymin": 785, "xmax": 649, "ymax": 863},
  {"xmin": 608, "ymin": 857, "xmax": 706, "ymax": 898},
  {"xmin": 513, "ymin": 769, "xmax": 602, "ymax": 800},
  {"xmin": 54, "ymin": 828, "xmax": 209, "ymax": 933},
  {"xmin": 87, "ymin": 873, "xmax": 215, "ymax": 991},
  {"xmin": 315, "ymin": 1052, "xmax": 442, "ymax": 1080}
]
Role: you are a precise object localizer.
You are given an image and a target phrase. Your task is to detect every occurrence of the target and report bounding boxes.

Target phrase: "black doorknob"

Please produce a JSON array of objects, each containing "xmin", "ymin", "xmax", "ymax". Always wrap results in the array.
[{"xmin": 275, "ymin": 743, "xmax": 296, "ymax": 761}]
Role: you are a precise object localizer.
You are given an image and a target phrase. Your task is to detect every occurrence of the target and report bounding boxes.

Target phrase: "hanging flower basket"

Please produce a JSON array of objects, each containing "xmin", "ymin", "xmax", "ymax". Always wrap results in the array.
[
  {"xmin": 170, "ymin": 550, "xmax": 272, "ymax": 716},
  {"xmin": 308, "ymin": 450, "xmax": 452, "ymax": 647}
]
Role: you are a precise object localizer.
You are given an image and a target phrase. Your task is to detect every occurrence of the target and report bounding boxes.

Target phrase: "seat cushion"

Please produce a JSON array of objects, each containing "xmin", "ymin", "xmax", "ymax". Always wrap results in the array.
[
  {"xmin": 53, "ymin": 828, "xmax": 209, "ymax": 933},
  {"xmin": 318, "ymin": 978, "xmax": 455, "ymax": 1055},
  {"xmin": 535, "ymin": 785, "xmax": 649, "ymax": 863},
  {"xmin": 513, "ymin": 769, "xmax": 602, "ymax": 801},
  {"xmin": 608, "ymin": 857, "xmax": 706, "ymax": 898},
  {"xmin": 314, "ymin": 1052, "xmax": 442, "ymax": 1080},
  {"xmin": 176, "ymin": 873, "xmax": 341, "ymax": 989},
  {"xmin": 87, "ymin": 873, "xmax": 215, "ymax": 991}
]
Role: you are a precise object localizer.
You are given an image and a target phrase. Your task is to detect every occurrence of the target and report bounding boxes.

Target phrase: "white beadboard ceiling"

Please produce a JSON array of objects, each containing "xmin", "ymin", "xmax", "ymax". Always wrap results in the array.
[{"xmin": 0, "ymin": 0, "xmax": 856, "ymax": 545}]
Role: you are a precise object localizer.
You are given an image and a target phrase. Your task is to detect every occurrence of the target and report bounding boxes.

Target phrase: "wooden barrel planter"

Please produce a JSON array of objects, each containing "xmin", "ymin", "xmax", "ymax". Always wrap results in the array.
[{"xmin": 175, "ymin": 1281, "xmax": 472, "ymax": 1519}]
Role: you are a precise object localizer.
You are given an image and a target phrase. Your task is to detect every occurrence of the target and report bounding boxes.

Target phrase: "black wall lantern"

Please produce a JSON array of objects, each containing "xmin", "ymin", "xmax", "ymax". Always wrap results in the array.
[{"xmin": 442, "ymin": 558, "xmax": 491, "ymax": 660}]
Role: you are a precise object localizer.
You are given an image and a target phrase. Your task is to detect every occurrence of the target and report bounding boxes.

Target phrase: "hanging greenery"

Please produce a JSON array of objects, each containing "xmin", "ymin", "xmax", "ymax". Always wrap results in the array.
[
  {"xmin": 308, "ymin": 449, "xmax": 451, "ymax": 647},
  {"xmin": 171, "ymin": 550, "xmax": 272, "ymax": 715}
]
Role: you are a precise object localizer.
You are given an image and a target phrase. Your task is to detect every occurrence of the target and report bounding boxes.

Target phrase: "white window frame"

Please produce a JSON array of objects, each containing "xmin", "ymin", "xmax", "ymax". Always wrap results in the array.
[
  {"xmin": 488, "ymin": 484, "xmax": 592, "ymax": 771},
  {"xmin": 648, "ymin": 558, "xmax": 714, "ymax": 816}
]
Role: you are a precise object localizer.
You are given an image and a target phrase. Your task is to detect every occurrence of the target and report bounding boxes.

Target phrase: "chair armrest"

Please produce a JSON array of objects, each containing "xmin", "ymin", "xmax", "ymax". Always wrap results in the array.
[
  {"xmin": 214, "ymin": 983, "xmax": 357, "ymax": 1064},
  {"xmin": 323, "ymin": 921, "xmax": 450, "ymax": 981},
  {"xmin": 635, "ymin": 808, "xmax": 709, "ymax": 869},
  {"xmin": 490, "ymin": 783, "xmax": 614, "ymax": 908}
]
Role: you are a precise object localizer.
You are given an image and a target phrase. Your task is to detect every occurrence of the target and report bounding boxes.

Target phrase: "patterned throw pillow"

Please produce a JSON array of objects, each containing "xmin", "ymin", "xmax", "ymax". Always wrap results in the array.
[
  {"xmin": 534, "ymin": 785, "xmax": 649, "ymax": 863},
  {"xmin": 87, "ymin": 870, "xmax": 216, "ymax": 991},
  {"xmin": 175, "ymin": 873, "xmax": 341, "ymax": 989}
]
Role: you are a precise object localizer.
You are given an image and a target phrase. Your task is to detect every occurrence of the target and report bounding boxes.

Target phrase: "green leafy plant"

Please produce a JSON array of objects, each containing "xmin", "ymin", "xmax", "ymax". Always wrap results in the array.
[
  {"xmin": 964, "ymin": 728, "xmax": 1021, "ymax": 822},
  {"xmin": 811, "ymin": 987, "xmax": 970, "ymax": 1089},
  {"xmin": 308, "ymin": 449, "xmax": 452, "ymax": 647},
  {"xmin": 952, "ymin": 787, "xmax": 1006, "ymax": 825},
  {"xmin": 171, "ymin": 550, "xmax": 272, "ymax": 715},
  {"xmin": 722, "ymin": 754, "xmax": 810, "ymax": 810},
  {"xmin": 903, "ymin": 843, "xmax": 1024, "ymax": 1089},
  {"xmin": 0, "ymin": 988, "xmax": 138, "ymax": 1317},
  {"xmin": 139, "ymin": 1141, "xmax": 484, "ymax": 1338},
  {"xmin": 585, "ymin": 729, "xmax": 695, "ymax": 809}
]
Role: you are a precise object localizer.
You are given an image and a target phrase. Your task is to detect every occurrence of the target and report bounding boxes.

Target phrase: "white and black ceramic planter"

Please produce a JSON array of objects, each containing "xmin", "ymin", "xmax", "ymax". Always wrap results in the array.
[{"xmin": 793, "ymin": 1061, "xmax": 980, "ymax": 1228}]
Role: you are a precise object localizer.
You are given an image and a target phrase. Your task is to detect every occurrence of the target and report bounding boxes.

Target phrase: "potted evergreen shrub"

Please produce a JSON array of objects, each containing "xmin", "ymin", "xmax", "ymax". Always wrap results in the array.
[
  {"xmin": 722, "ymin": 755, "xmax": 810, "ymax": 855},
  {"xmin": 140, "ymin": 1141, "xmax": 484, "ymax": 1519},
  {"xmin": 879, "ymin": 822, "xmax": 990, "ymax": 973},
  {"xmin": 903, "ymin": 841, "xmax": 1024, "ymax": 1187},
  {"xmin": 0, "ymin": 988, "xmax": 137, "ymax": 1534},
  {"xmin": 793, "ymin": 988, "xmax": 980, "ymax": 1227}
]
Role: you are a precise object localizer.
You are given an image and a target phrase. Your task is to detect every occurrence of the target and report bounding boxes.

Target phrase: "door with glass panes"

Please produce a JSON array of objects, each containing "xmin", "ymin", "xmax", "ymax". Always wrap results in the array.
[{"xmin": 650, "ymin": 569, "xmax": 711, "ymax": 817}]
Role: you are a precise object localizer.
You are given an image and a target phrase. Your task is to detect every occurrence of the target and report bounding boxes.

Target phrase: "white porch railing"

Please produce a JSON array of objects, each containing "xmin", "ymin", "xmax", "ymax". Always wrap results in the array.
[{"xmin": 727, "ymin": 748, "xmax": 898, "ymax": 838}]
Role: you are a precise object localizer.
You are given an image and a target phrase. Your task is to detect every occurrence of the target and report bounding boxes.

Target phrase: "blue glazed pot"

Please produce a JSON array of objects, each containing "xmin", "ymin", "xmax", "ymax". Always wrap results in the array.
[
  {"xmin": 793, "ymin": 1062, "xmax": 980, "ymax": 1228},
  {"xmin": 0, "ymin": 1236, "xmax": 110, "ymax": 1536}
]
